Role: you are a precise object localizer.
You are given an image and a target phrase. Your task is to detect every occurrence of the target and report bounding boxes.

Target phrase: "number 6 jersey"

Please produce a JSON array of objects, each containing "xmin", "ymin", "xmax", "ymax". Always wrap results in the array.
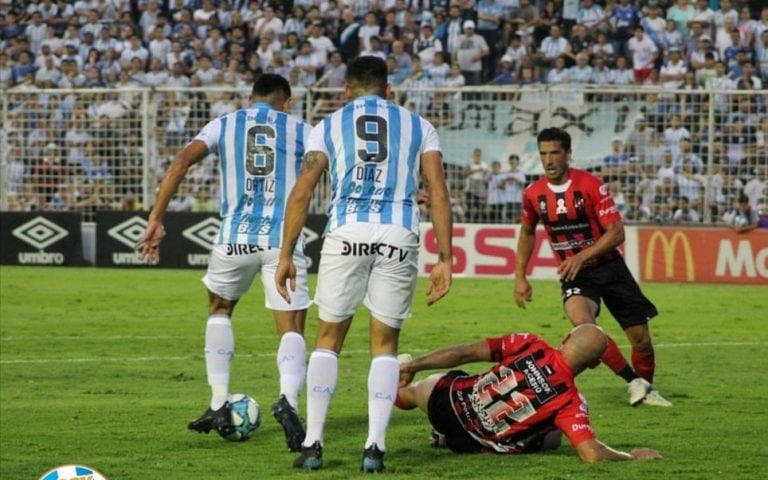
[
  {"xmin": 306, "ymin": 94, "xmax": 441, "ymax": 235},
  {"xmin": 449, "ymin": 333, "xmax": 595, "ymax": 452},
  {"xmin": 193, "ymin": 102, "xmax": 311, "ymax": 248}
]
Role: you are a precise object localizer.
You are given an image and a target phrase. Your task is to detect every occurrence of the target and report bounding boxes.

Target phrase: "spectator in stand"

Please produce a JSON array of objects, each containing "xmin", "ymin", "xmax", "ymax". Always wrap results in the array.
[
  {"xmin": 308, "ymin": 22, "xmax": 336, "ymax": 68},
  {"xmin": 413, "ymin": 23, "xmax": 443, "ymax": 67},
  {"xmin": 626, "ymin": 115, "xmax": 652, "ymax": 162},
  {"xmin": 659, "ymin": 47, "xmax": 687, "ymax": 90},
  {"xmin": 426, "ymin": 51, "xmax": 452, "ymax": 85},
  {"xmin": 714, "ymin": 0, "xmax": 739, "ymax": 34},
  {"xmin": 489, "ymin": 54, "xmax": 515, "ymax": 85},
  {"xmin": 641, "ymin": 4, "xmax": 666, "ymax": 48},
  {"xmin": 690, "ymin": 0, "xmax": 715, "ymax": 34},
  {"xmin": 476, "ymin": 0, "xmax": 503, "ymax": 82},
  {"xmin": 610, "ymin": 55, "xmax": 634, "ymax": 85},
  {"xmin": 453, "ymin": 20, "xmax": 489, "ymax": 86},
  {"xmin": 675, "ymin": 158, "xmax": 705, "ymax": 211},
  {"xmin": 628, "ymin": 26, "xmax": 658, "ymax": 85},
  {"xmin": 444, "ymin": 62, "xmax": 466, "ymax": 88},
  {"xmin": 254, "ymin": 5, "xmax": 284, "ymax": 39},
  {"xmin": 442, "ymin": 5, "xmax": 465, "ymax": 55},
  {"xmin": 672, "ymin": 196, "xmax": 700, "ymax": 224},
  {"xmin": 570, "ymin": 52, "xmax": 593, "ymax": 84},
  {"xmin": 589, "ymin": 55, "xmax": 611, "ymax": 86},
  {"xmin": 485, "ymin": 160, "xmax": 507, "ymax": 223},
  {"xmin": 744, "ymin": 165, "xmax": 767, "ymax": 210},
  {"xmin": 401, "ymin": 56, "xmax": 434, "ymax": 114},
  {"xmin": 503, "ymin": 34, "xmax": 527, "ymax": 73},
  {"xmin": 603, "ymin": 137, "xmax": 630, "ymax": 183},
  {"xmin": 723, "ymin": 193, "xmax": 759, "ymax": 233},
  {"xmin": 591, "ymin": 32, "xmax": 615, "ymax": 66},
  {"xmin": 538, "ymin": 24, "xmax": 572, "ymax": 71},
  {"xmin": 568, "ymin": 24, "xmax": 594, "ymax": 63},
  {"xmin": 577, "ymin": 0, "xmax": 606, "ymax": 37},
  {"xmin": 660, "ymin": 19, "xmax": 685, "ymax": 56},
  {"xmin": 663, "ymin": 114, "xmax": 690, "ymax": 157},
  {"xmin": 361, "ymin": 36, "xmax": 388, "ymax": 60},
  {"xmin": 673, "ymin": 137, "xmax": 704, "ymax": 174},
  {"xmin": 502, "ymin": 154, "xmax": 526, "ymax": 223},
  {"xmin": 358, "ymin": 11, "xmax": 381, "ymax": 55},
  {"xmin": 667, "ymin": 0, "xmax": 695, "ymax": 39},
  {"xmin": 463, "ymin": 148, "xmax": 489, "ymax": 223},
  {"xmin": 736, "ymin": 62, "xmax": 763, "ymax": 90},
  {"xmin": 547, "ymin": 55, "xmax": 572, "ymax": 84},
  {"xmin": 611, "ymin": 0, "xmax": 639, "ymax": 43},
  {"xmin": 757, "ymin": 31, "xmax": 768, "ymax": 82}
]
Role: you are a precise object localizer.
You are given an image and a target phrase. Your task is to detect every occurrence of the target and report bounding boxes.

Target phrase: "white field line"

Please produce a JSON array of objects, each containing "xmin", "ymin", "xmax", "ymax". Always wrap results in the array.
[{"xmin": 0, "ymin": 341, "xmax": 765, "ymax": 365}]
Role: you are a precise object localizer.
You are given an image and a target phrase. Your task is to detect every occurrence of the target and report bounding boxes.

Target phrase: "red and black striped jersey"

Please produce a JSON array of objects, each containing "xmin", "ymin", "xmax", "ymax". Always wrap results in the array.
[
  {"xmin": 522, "ymin": 168, "xmax": 622, "ymax": 267},
  {"xmin": 447, "ymin": 333, "xmax": 595, "ymax": 453}
]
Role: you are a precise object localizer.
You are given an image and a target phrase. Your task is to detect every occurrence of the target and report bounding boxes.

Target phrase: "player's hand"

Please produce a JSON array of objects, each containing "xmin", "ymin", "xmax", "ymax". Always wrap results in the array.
[
  {"xmin": 514, "ymin": 276, "xmax": 532, "ymax": 309},
  {"xmin": 397, "ymin": 353, "xmax": 415, "ymax": 387},
  {"xmin": 135, "ymin": 220, "xmax": 165, "ymax": 265},
  {"xmin": 558, "ymin": 253, "xmax": 586, "ymax": 282},
  {"xmin": 274, "ymin": 257, "xmax": 297, "ymax": 304},
  {"xmin": 426, "ymin": 260, "xmax": 452, "ymax": 306},
  {"xmin": 630, "ymin": 448, "xmax": 662, "ymax": 460}
]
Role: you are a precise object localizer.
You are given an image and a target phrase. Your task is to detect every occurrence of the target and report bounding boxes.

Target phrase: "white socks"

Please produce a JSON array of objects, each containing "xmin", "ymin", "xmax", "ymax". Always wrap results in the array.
[
  {"xmin": 205, "ymin": 314, "xmax": 234, "ymax": 410},
  {"xmin": 276, "ymin": 331, "xmax": 306, "ymax": 410},
  {"xmin": 365, "ymin": 355, "xmax": 399, "ymax": 451},
  {"xmin": 303, "ymin": 349, "xmax": 338, "ymax": 447}
]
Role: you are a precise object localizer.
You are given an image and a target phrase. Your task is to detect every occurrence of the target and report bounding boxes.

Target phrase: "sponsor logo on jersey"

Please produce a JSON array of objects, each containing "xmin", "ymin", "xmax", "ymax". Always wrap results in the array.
[
  {"xmin": 513, "ymin": 354, "xmax": 556, "ymax": 403},
  {"xmin": 341, "ymin": 241, "xmax": 409, "ymax": 261}
]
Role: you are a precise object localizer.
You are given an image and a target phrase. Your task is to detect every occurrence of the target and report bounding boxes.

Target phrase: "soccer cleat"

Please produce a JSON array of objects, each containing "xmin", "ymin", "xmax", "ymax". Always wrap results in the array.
[
  {"xmin": 361, "ymin": 443, "xmax": 385, "ymax": 473},
  {"xmin": 188, "ymin": 403, "xmax": 231, "ymax": 433},
  {"xmin": 293, "ymin": 441, "xmax": 323, "ymax": 470},
  {"xmin": 271, "ymin": 395, "xmax": 306, "ymax": 452},
  {"xmin": 642, "ymin": 389, "xmax": 673, "ymax": 407},
  {"xmin": 627, "ymin": 377, "xmax": 651, "ymax": 406}
]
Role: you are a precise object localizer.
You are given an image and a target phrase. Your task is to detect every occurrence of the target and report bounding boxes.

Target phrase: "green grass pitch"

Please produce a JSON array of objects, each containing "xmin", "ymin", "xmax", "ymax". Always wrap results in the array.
[{"xmin": 1, "ymin": 266, "xmax": 767, "ymax": 479}]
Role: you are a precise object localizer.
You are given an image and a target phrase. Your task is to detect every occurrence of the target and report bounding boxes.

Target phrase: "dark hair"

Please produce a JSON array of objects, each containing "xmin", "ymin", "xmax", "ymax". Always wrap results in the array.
[
  {"xmin": 251, "ymin": 73, "xmax": 292, "ymax": 99},
  {"xmin": 737, "ymin": 193, "xmax": 750, "ymax": 204},
  {"xmin": 346, "ymin": 56, "xmax": 388, "ymax": 93},
  {"xmin": 537, "ymin": 127, "xmax": 572, "ymax": 150}
]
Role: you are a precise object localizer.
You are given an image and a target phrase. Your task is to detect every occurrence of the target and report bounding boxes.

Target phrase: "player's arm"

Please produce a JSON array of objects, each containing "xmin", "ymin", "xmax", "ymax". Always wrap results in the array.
[
  {"xmin": 136, "ymin": 139, "xmax": 208, "ymax": 263},
  {"xmin": 574, "ymin": 439, "xmax": 662, "ymax": 462},
  {"xmin": 275, "ymin": 150, "xmax": 328, "ymax": 301},
  {"xmin": 514, "ymin": 212, "xmax": 537, "ymax": 309},
  {"xmin": 421, "ymin": 150, "xmax": 453, "ymax": 306},
  {"xmin": 400, "ymin": 340, "xmax": 491, "ymax": 378}
]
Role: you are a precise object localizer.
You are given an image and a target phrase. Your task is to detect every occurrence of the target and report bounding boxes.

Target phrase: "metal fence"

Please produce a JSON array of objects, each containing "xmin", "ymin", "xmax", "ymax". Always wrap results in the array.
[{"xmin": 2, "ymin": 85, "xmax": 766, "ymax": 224}]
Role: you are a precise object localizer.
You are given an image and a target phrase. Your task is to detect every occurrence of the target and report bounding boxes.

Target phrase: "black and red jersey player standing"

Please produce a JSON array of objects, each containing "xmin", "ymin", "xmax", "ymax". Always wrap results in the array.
[{"xmin": 514, "ymin": 127, "xmax": 672, "ymax": 407}]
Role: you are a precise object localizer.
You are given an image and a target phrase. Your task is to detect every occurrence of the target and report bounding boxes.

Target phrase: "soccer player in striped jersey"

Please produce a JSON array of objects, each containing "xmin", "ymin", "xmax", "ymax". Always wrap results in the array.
[
  {"xmin": 514, "ymin": 127, "xmax": 671, "ymax": 408},
  {"xmin": 275, "ymin": 56, "xmax": 454, "ymax": 472},
  {"xmin": 137, "ymin": 74, "xmax": 311, "ymax": 452}
]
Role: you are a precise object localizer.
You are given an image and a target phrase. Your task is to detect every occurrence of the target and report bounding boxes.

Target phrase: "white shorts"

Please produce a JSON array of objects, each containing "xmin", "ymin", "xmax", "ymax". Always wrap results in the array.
[
  {"xmin": 202, "ymin": 244, "xmax": 312, "ymax": 311},
  {"xmin": 315, "ymin": 223, "xmax": 419, "ymax": 329}
]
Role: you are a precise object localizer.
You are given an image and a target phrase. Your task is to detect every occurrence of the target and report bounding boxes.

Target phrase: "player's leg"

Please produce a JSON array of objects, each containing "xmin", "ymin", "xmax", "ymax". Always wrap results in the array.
[
  {"xmin": 601, "ymin": 261, "xmax": 671, "ymax": 407},
  {"xmin": 189, "ymin": 245, "xmax": 258, "ymax": 433},
  {"xmin": 562, "ymin": 285, "xmax": 639, "ymax": 386},
  {"xmin": 296, "ymin": 227, "xmax": 370, "ymax": 469},
  {"xmin": 263, "ymin": 250, "xmax": 312, "ymax": 451},
  {"xmin": 359, "ymin": 224, "xmax": 420, "ymax": 472},
  {"xmin": 395, "ymin": 373, "xmax": 445, "ymax": 412}
]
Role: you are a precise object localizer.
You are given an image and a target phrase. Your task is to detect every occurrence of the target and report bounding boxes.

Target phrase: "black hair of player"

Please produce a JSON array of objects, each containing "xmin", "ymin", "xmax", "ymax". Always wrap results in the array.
[
  {"xmin": 251, "ymin": 73, "xmax": 292, "ymax": 100},
  {"xmin": 346, "ymin": 56, "xmax": 388, "ymax": 95},
  {"xmin": 537, "ymin": 127, "xmax": 572, "ymax": 151}
]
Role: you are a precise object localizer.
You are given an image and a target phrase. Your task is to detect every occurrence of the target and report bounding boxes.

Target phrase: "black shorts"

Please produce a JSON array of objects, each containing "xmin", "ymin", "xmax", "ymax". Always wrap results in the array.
[
  {"xmin": 427, "ymin": 370, "xmax": 483, "ymax": 453},
  {"xmin": 561, "ymin": 258, "xmax": 658, "ymax": 329}
]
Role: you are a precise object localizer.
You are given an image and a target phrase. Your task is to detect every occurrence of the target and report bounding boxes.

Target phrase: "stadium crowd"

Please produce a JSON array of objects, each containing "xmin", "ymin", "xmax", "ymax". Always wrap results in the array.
[{"xmin": 1, "ymin": 0, "xmax": 766, "ymax": 227}]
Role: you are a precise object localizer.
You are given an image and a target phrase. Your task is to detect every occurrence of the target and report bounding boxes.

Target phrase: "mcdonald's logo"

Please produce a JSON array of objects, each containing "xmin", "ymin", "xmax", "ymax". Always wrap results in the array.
[{"xmin": 645, "ymin": 231, "xmax": 695, "ymax": 281}]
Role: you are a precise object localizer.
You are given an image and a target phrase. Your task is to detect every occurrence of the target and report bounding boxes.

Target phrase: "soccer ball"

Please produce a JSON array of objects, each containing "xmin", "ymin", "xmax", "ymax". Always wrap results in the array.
[
  {"xmin": 217, "ymin": 393, "xmax": 261, "ymax": 442},
  {"xmin": 733, "ymin": 215, "xmax": 749, "ymax": 227}
]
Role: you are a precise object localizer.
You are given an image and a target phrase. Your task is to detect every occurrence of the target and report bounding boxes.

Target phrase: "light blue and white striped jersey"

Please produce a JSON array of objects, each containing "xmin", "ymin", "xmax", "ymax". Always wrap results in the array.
[
  {"xmin": 194, "ymin": 102, "xmax": 310, "ymax": 248},
  {"xmin": 307, "ymin": 94, "xmax": 441, "ymax": 235}
]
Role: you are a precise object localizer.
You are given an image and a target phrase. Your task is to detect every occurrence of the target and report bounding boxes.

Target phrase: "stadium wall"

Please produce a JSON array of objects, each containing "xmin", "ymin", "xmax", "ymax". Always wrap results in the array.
[{"xmin": 2, "ymin": 211, "xmax": 765, "ymax": 284}]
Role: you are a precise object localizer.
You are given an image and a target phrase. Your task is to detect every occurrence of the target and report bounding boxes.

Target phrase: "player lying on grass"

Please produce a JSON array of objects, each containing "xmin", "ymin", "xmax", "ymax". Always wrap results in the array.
[{"xmin": 395, "ymin": 324, "xmax": 662, "ymax": 462}]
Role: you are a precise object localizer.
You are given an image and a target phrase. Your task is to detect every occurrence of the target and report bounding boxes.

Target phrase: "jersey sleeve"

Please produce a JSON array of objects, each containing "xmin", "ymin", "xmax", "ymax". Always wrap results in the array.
[
  {"xmin": 486, "ymin": 333, "xmax": 537, "ymax": 363},
  {"xmin": 420, "ymin": 118, "xmax": 442, "ymax": 154},
  {"xmin": 192, "ymin": 118, "xmax": 221, "ymax": 154},
  {"xmin": 521, "ymin": 186, "xmax": 540, "ymax": 227},
  {"xmin": 554, "ymin": 393, "xmax": 596, "ymax": 447},
  {"xmin": 591, "ymin": 178, "xmax": 622, "ymax": 227},
  {"xmin": 305, "ymin": 121, "xmax": 329, "ymax": 156}
]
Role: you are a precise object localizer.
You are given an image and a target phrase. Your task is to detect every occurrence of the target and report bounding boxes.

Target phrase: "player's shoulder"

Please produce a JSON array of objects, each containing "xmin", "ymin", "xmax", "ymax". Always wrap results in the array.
[{"xmin": 570, "ymin": 168, "xmax": 603, "ymax": 186}]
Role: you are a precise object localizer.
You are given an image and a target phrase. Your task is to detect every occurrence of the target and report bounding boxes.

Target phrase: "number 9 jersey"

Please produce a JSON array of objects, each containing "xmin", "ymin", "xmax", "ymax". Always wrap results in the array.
[
  {"xmin": 194, "ymin": 102, "xmax": 311, "ymax": 248},
  {"xmin": 306, "ymin": 94, "xmax": 441, "ymax": 235}
]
